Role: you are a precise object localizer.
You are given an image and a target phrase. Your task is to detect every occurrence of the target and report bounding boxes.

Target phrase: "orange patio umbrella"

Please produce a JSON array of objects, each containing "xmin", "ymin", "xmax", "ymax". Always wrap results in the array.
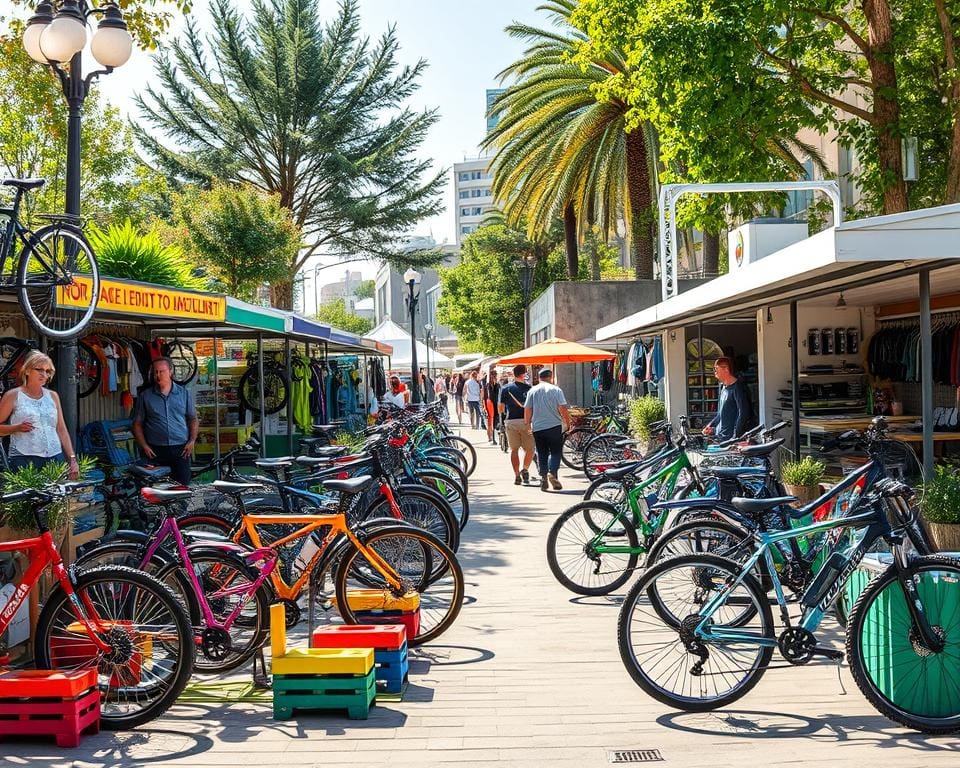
[{"xmin": 496, "ymin": 337, "xmax": 616, "ymax": 366}]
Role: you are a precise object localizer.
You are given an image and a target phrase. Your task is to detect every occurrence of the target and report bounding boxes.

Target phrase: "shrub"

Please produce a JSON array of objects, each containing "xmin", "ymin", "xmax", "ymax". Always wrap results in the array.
[
  {"xmin": 0, "ymin": 457, "xmax": 97, "ymax": 532},
  {"xmin": 781, "ymin": 456, "xmax": 826, "ymax": 488},
  {"xmin": 628, "ymin": 396, "xmax": 666, "ymax": 440},
  {"xmin": 919, "ymin": 465, "xmax": 960, "ymax": 525}
]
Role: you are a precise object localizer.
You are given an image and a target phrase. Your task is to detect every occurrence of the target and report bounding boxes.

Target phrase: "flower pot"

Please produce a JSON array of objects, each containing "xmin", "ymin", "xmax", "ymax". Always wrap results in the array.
[
  {"xmin": 925, "ymin": 521, "xmax": 960, "ymax": 552},
  {"xmin": 784, "ymin": 483, "xmax": 820, "ymax": 508}
]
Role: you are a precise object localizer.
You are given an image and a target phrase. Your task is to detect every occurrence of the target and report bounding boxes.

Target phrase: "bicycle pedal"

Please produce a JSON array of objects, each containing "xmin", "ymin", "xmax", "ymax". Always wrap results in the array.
[{"xmin": 812, "ymin": 646, "xmax": 844, "ymax": 661}]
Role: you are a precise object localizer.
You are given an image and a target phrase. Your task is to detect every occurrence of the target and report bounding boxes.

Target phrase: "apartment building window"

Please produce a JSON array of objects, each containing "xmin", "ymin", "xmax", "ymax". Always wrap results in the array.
[
  {"xmin": 459, "ymin": 190, "xmax": 470, "ymax": 199},
  {"xmin": 461, "ymin": 225, "xmax": 474, "ymax": 235},
  {"xmin": 458, "ymin": 172, "xmax": 470, "ymax": 181},
  {"xmin": 460, "ymin": 207, "xmax": 470, "ymax": 216}
]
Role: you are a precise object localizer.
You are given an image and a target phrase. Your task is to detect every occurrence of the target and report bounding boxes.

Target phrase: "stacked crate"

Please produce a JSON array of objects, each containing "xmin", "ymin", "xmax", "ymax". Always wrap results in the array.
[
  {"xmin": 312, "ymin": 624, "xmax": 409, "ymax": 695},
  {"xmin": 335, "ymin": 589, "xmax": 421, "ymax": 642},
  {"xmin": 0, "ymin": 669, "xmax": 100, "ymax": 748}
]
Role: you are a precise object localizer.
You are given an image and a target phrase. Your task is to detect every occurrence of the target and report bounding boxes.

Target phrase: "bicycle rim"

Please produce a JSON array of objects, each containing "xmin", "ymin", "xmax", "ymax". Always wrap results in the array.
[{"xmin": 18, "ymin": 225, "xmax": 99, "ymax": 339}]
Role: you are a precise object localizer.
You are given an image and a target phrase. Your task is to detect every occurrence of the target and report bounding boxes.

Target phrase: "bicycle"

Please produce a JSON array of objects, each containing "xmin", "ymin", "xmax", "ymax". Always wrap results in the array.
[
  {"xmin": 238, "ymin": 350, "xmax": 292, "ymax": 415},
  {"xmin": 617, "ymin": 476, "xmax": 960, "ymax": 733},
  {"xmin": 0, "ymin": 178, "xmax": 99, "ymax": 338},
  {"xmin": 0, "ymin": 483, "xmax": 194, "ymax": 729},
  {"xmin": 560, "ymin": 405, "xmax": 630, "ymax": 471}
]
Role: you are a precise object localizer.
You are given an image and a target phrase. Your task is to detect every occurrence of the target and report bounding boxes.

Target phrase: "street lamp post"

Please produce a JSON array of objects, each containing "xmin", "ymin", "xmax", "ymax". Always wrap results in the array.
[
  {"xmin": 515, "ymin": 255, "xmax": 536, "ymax": 347},
  {"xmin": 403, "ymin": 268, "xmax": 421, "ymax": 404},
  {"xmin": 423, "ymin": 323, "xmax": 433, "ymax": 378},
  {"xmin": 22, "ymin": 0, "xmax": 132, "ymax": 441}
]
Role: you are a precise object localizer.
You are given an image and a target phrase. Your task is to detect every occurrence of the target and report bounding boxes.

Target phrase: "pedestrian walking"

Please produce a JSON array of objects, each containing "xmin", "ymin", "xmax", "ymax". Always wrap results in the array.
[
  {"xmin": 499, "ymin": 364, "xmax": 536, "ymax": 485},
  {"xmin": 132, "ymin": 356, "xmax": 199, "ymax": 485},
  {"xmin": 524, "ymin": 367, "xmax": 570, "ymax": 491},
  {"xmin": 454, "ymin": 374, "xmax": 466, "ymax": 424},
  {"xmin": 483, "ymin": 369, "xmax": 500, "ymax": 445},
  {"xmin": 434, "ymin": 374, "xmax": 448, "ymax": 418},
  {"xmin": 465, "ymin": 370, "xmax": 483, "ymax": 430},
  {"xmin": 0, "ymin": 351, "xmax": 79, "ymax": 478}
]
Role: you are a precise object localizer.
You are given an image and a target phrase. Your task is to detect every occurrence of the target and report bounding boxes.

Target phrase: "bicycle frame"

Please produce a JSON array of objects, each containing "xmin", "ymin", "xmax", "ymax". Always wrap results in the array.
[{"xmin": 0, "ymin": 530, "xmax": 110, "ymax": 653}]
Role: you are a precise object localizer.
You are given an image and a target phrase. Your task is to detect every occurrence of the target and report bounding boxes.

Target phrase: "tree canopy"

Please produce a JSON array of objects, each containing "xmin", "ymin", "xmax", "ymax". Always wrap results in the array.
[
  {"xmin": 134, "ymin": 0, "xmax": 446, "ymax": 308},
  {"xmin": 315, "ymin": 298, "xmax": 373, "ymax": 335}
]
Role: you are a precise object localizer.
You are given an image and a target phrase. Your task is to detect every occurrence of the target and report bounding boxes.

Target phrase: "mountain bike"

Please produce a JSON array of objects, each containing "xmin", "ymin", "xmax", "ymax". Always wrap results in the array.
[
  {"xmin": 238, "ymin": 351, "xmax": 291, "ymax": 415},
  {"xmin": 560, "ymin": 405, "xmax": 630, "ymax": 471},
  {"xmin": 0, "ymin": 483, "xmax": 194, "ymax": 729},
  {"xmin": 617, "ymin": 476, "xmax": 960, "ymax": 733},
  {"xmin": 0, "ymin": 178, "xmax": 99, "ymax": 338}
]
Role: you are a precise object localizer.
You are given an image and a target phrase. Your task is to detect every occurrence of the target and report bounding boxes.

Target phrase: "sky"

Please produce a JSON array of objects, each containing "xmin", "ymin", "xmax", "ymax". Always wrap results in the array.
[{"xmin": 4, "ymin": 0, "xmax": 550, "ymax": 296}]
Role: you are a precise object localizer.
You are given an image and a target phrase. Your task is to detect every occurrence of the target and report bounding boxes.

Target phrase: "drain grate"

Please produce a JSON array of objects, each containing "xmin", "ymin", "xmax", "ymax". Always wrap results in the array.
[{"xmin": 608, "ymin": 749, "xmax": 664, "ymax": 763}]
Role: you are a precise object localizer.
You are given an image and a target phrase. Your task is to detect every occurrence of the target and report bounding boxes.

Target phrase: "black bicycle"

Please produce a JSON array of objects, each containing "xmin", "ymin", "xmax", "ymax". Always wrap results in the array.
[
  {"xmin": 0, "ymin": 178, "xmax": 99, "ymax": 338},
  {"xmin": 238, "ymin": 351, "xmax": 290, "ymax": 415}
]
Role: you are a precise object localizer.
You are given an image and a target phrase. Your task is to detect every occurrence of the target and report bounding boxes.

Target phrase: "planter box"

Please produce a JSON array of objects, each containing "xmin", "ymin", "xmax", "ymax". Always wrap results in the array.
[{"xmin": 926, "ymin": 522, "xmax": 960, "ymax": 552}]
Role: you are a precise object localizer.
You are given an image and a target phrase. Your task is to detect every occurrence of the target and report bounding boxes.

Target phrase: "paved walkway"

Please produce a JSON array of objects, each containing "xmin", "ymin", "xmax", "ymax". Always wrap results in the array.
[{"xmin": 4, "ymin": 430, "xmax": 960, "ymax": 767}]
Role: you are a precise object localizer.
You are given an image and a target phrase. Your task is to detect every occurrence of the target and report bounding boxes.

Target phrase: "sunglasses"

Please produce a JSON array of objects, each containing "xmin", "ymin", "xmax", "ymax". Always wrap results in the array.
[{"xmin": 33, "ymin": 368, "xmax": 54, "ymax": 375}]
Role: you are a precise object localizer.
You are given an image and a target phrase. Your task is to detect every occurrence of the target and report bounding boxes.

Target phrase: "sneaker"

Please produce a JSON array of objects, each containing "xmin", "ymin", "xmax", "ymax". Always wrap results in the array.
[
  {"xmin": 514, "ymin": 474, "xmax": 522, "ymax": 485},
  {"xmin": 540, "ymin": 477, "xmax": 549, "ymax": 491},
  {"xmin": 521, "ymin": 469, "xmax": 530, "ymax": 485},
  {"xmin": 548, "ymin": 473, "xmax": 563, "ymax": 490}
]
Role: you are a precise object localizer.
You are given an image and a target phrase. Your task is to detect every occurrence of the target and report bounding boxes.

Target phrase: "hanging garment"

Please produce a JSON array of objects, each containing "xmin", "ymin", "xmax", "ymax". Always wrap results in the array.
[
  {"xmin": 291, "ymin": 357, "xmax": 313, "ymax": 432},
  {"xmin": 651, "ymin": 337, "xmax": 665, "ymax": 382}
]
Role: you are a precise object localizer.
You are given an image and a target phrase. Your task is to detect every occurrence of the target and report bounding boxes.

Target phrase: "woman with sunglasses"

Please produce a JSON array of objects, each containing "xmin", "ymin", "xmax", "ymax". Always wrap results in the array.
[{"xmin": 0, "ymin": 351, "xmax": 78, "ymax": 478}]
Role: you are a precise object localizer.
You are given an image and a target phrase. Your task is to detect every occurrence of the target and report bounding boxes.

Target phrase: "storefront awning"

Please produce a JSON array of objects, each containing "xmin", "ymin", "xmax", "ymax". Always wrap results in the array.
[
  {"xmin": 224, "ymin": 297, "xmax": 288, "ymax": 333},
  {"xmin": 597, "ymin": 203, "xmax": 960, "ymax": 340}
]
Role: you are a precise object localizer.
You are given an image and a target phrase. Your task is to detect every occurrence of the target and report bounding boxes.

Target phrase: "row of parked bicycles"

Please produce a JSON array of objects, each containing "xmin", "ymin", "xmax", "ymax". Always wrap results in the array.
[
  {"xmin": 547, "ymin": 412, "xmax": 960, "ymax": 734},
  {"xmin": 0, "ymin": 402, "xmax": 471, "ymax": 730}
]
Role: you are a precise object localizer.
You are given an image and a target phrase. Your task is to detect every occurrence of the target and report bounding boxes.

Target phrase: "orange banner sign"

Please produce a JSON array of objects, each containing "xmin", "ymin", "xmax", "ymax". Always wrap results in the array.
[{"xmin": 57, "ymin": 277, "xmax": 225, "ymax": 322}]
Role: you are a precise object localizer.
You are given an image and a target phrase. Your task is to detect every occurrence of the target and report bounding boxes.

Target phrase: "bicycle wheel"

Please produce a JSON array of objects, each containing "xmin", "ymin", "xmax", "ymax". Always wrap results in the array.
[
  {"xmin": 175, "ymin": 509, "xmax": 238, "ymax": 538},
  {"xmin": 18, "ymin": 223, "xmax": 99, "ymax": 339},
  {"xmin": 584, "ymin": 476, "xmax": 628, "ymax": 507},
  {"xmin": 239, "ymin": 365, "xmax": 288, "ymax": 415},
  {"xmin": 441, "ymin": 435, "xmax": 477, "ymax": 476},
  {"xmin": 499, "ymin": 428, "xmax": 508, "ymax": 453},
  {"xmin": 364, "ymin": 485, "xmax": 460, "ymax": 555},
  {"xmin": 34, "ymin": 565, "xmax": 194, "ymax": 729},
  {"xmin": 334, "ymin": 525, "xmax": 464, "ymax": 645},
  {"xmin": 618, "ymin": 554, "xmax": 774, "ymax": 711},
  {"xmin": 846, "ymin": 556, "xmax": 960, "ymax": 734},
  {"xmin": 77, "ymin": 340, "xmax": 101, "ymax": 398},
  {"xmin": 165, "ymin": 340, "xmax": 198, "ymax": 385},
  {"xmin": 582, "ymin": 434, "xmax": 628, "ymax": 480},
  {"xmin": 646, "ymin": 519, "xmax": 753, "ymax": 566},
  {"xmin": 422, "ymin": 446, "xmax": 469, "ymax": 476},
  {"xmin": 561, "ymin": 428, "xmax": 594, "ymax": 471},
  {"xmin": 163, "ymin": 549, "xmax": 270, "ymax": 674},
  {"xmin": 409, "ymin": 470, "xmax": 470, "ymax": 532},
  {"xmin": 546, "ymin": 501, "xmax": 640, "ymax": 595}
]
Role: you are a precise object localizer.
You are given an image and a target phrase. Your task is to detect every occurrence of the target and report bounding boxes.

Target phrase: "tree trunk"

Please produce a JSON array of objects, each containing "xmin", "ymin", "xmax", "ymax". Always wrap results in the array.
[
  {"xmin": 935, "ymin": 0, "xmax": 960, "ymax": 202},
  {"xmin": 271, "ymin": 280, "xmax": 294, "ymax": 310},
  {"xmin": 702, "ymin": 231, "xmax": 721, "ymax": 276},
  {"xmin": 863, "ymin": 0, "xmax": 908, "ymax": 213},
  {"xmin": 624, "ymin": 129, "xmax": 655, "ymax": 280},
  {"xmin": 563, "ymin": 202, "xmax": 579, "ymax": 279}
]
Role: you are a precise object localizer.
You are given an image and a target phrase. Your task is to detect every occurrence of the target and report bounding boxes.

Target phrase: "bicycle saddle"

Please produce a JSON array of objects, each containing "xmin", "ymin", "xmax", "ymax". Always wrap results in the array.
[
  {"xmin": 322, "ymin": 475, "xmax": 375, "ymax": 495},
  {"xmin": 299, "ymin": 436, "xmax": 330, "ymax": 447},
  {"xmin": 311, "ymin": 424, "xmax": 340, "ymax": 436},
  {"xmin": 141, "ymin": 486, "xmax": 192, "ymax": 504},
  {"xmin": 255, "ymin": 457, "xmax": 295, "ymax": 470},
  {"xmin": 3, "ymin": 178, "xmax": 45, "ymax": 191},
  {"xmin": 707, "ymin": 466, "xmax": 768, "ymax": 479},
  {"xmin": 126, "ymin": 464, "xmax": 171, "ymax": 482},
  {"xmin": 730, "ymin": 496, "xmax": 796, "ymax": 514},
  {"xmin": 294, "ymin": 455, "xmax": 336, "ymax": 468},
  {"xmin": 603, "ymin": 462, "xmax": 642, "ymax": 480},
  {"xmin": 212, "ymin": 480, "xmax": 264, "ymax": 494},
  {"xmin": 315, "ymin": 446, "xmax": 348, "ymax": 457},
  {"xmin": 738, "ymin": 438, "xmax": 785, "ymax": 458}
]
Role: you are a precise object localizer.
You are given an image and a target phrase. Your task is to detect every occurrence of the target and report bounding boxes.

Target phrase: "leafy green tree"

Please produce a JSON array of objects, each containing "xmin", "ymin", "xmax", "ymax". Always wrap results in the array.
[
  {"xmin": 353, "ymin": 279, "xmax": 375, "ymax": 300},
  {"xmin": 87, "ymin": 219, "xmax": 206, "ymax": 289},
  {"xmin": 437, "ymin": 224, "xmax": 568, "ymax": 354},
  {"xmin": 172, "ymin": 184, "xmax": 301, "ymax": 302},
  {"xmin": 134, "ymin": 0, "xmax": 445, "ymax": 309},
  {"xmin": 315, "ymin": 298, "xmax": 373, "ymax": 335},
  {"xmin": 484, "ymin": 0, "xmax": 658, "ymax": 280},
  {"xmin": 0, "ymin": 35, "xmax": 169, "ymax": 227}
]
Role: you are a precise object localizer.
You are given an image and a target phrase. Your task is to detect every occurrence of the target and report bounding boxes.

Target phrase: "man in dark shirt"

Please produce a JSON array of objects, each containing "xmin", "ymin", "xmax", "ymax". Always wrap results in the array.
[
  {"xmin": 703, "ymin": 357, "xmax": 754, "ymax": 441},
  {"xmin": 498, "ymin": 364, "xmax": 535, "ymax": 485}
]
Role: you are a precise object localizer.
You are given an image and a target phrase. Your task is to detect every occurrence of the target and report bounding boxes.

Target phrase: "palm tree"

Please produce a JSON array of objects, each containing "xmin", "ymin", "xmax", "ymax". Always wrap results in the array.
[{"xmin": 482, "ymin": 0, "xmax": 658, "ymax": 280}]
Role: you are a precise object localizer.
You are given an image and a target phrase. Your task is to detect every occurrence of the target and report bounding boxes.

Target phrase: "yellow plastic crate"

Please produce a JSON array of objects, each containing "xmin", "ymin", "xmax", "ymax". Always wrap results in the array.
[
  {"xmin": 332, "ymin": 589, "xmax": 421, "ymax": 613},
  {"xmin": 272, "ymin": 648, "xmax": 374, "ymax": 676}
]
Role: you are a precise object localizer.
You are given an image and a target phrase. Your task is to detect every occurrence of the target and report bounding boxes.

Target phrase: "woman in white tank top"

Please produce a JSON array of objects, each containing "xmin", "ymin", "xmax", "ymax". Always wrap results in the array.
[{"xmin": 0, "ymin": 351, "xmax": 78, "ymax": 478}]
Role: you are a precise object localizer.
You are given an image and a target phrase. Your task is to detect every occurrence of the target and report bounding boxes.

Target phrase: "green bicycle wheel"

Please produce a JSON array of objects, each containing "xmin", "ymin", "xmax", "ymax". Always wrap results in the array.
[{"xmin": 846, "ymin": 556, "xmax": 960, "ymax": 733}]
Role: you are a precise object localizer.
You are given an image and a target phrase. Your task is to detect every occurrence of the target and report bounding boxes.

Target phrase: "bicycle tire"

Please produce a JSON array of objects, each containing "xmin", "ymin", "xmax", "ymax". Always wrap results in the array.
[
  {"xmin": 164, "ymin": 340, "xmax": 198, "ymax": 385},
  {"xmin": 77, "ymin": 340, "xmax": 101, "ymax": 398},
  {"xmin": 422, "ymin": 446, "xmax": 469, "ymax": 475},
  {"xmin": 582, "ymin": 433, "xmax": 631, "ymax": 480},
  {"xmin": 618, "ymin": 553, "xmax": 773, "ymax": 711},
  {"xmin": 646, "ymin": 518, "xmax": 753, "ymax": 566},
  {"xmin": 34, "ymin": 564, "xmax": 195, "ymax": 729},
  {"xmin": 158, "ymin": 548, "xmax": 270, "ymax": 674},
  {"xmin": 407, "ymin": 470, "xmax": 470, "ymax": 532},
  {"xmin": 238, "ymin": 364, "xmax": 288, "ymax": 415},
  {"xmin": 18, "ymin": 223, "xmax": 99, "ymax": 339},
  {"xmin": 846, "ymin": 555, "xmax": 960, "ymax": 733},
  {"xmin": 546, "ymin": 501, "xmax": 640, "ymax": 595},
  {"xmin": 441, "ymin": 435, "xmax": 477, "ymax": 476},
  {"xmin": 363, "ymin": 485, "xmax": 460, "ymax": 555},
  {"xmin": 560, "ymin": 428, "xmax": 594, "ymax": 471},
  {"xmin": 334, "ymin": 525, "xmax": 464, "ymax": 645},
  {"xmin": 175, "ymin": 509, "xmax": 238, "ymax": 538}
]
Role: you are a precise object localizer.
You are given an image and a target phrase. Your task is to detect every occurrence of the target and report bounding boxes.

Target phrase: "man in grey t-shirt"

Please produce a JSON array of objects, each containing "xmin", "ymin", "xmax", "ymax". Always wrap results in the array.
[{"xmin": 524, "ymin": 368, "xmax": 570, "ymax": 491}]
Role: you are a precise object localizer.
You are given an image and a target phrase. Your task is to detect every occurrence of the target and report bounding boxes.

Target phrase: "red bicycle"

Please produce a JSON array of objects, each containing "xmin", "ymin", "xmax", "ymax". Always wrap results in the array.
[{"xmin": 0, "ymin": 483, "xmax": 194, "ymax": 729}]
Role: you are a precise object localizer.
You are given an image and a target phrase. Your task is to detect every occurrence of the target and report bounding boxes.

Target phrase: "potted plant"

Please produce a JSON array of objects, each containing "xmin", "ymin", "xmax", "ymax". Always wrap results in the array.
[
  {"xmin": 781, "ymin": 456, "xmax": 826, "ymax": 506},
  {"xmin": 629, "ymin": 395, "xmax": 667, "ymax": 454},
  {"xmin": 919, "ymin": 465, "xmax": 960, "ymax": 551},
  {"xmin": 0, "ymin": 458, "xmax": 95, "ymax": 543}
]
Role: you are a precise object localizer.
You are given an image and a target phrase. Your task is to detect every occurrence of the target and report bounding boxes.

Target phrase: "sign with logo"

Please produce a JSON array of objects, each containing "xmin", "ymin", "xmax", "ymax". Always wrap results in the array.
[
  {"xmin": 57, "ymin": 277, "xmax": 226, "ymax": 322},
  {"xmin": 735, "ymin": 231, "xmax": 745, "ymax": 267},
  {"xmin": 194, "ymin": 339, "xmax": 227, "ymax": 357}
]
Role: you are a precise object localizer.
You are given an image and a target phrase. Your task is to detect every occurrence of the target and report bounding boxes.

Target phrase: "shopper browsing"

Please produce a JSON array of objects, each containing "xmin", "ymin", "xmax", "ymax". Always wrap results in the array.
[
  {"xmin": 0, "ymin": 351, "xmax": 79, "ymax": 478},
  {"xmin": 499, "ymin": 365, "xmax": 536, "ymax": 485},
  {"xmin": 465, "ymin": 370, "xmax": 483, "ymax": 430},
  {"xmin": 702, "ymin": 357, "xmax": 754, "ymax": 441},
  {"xmin": 132, "ymin": 356, "xmax": 199, "ymax": 485},
  {"xmin": 524, "ymin": 368, "xmax": 571, "ymax": 491}
]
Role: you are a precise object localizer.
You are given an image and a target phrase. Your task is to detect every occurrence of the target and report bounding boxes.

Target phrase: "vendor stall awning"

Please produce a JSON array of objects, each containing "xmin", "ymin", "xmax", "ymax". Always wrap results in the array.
[
  {"xmin": 225, "ymin": 297, "xmax": 287, "ymax": 333},
  {"xmin": 367, "ymin": 319, "xmax": 453, "ymax": 369},
  {"xmin": 597, "ymin": 203, "xmax": 960, "ymax": 340}
]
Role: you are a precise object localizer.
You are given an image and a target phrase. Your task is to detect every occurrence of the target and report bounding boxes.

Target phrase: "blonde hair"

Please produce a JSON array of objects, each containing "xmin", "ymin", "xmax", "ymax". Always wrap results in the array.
[{"xmin": 20, "ymin": 350, "xmax": 55, "ymax": 385}]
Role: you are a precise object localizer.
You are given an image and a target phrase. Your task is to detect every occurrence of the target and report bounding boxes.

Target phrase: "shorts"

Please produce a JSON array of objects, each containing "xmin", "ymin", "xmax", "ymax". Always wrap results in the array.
[{"xmin": 504, "ymin": 418, "xmax": 534, "ymax": 452}]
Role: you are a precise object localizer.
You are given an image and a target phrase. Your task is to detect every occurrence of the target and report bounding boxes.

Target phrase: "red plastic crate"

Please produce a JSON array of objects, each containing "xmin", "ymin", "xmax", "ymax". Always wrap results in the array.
[
  {"xmin": 0, "ymin": 684, "xmax": 100, "ymax": 748},
  {"xmin": 354, "ymin": 610, "xmax": 419, "ymax": 642},
  {"xmin": 311, "ymin": 624, "xmax": 406, "ymax": 652}
]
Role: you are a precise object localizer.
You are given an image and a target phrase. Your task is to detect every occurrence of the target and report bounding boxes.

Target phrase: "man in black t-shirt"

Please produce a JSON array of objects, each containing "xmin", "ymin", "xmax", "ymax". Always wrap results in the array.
[{"xmin": 499, "ymin": 364, "xmax": 536, "ymax": 485}]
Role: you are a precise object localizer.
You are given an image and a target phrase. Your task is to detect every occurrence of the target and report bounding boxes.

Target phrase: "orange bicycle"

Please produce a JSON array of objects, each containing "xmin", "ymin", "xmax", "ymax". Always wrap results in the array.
[{"xmin": 0, "ymin": 484, "xmax": 194, "ymax": 729}]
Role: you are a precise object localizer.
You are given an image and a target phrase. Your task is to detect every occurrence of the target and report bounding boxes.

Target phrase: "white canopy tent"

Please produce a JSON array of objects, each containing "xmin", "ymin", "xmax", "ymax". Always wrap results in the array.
[{"xmin": 367, "ymin": 319, "xmax": 454, "ymax": 371}]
